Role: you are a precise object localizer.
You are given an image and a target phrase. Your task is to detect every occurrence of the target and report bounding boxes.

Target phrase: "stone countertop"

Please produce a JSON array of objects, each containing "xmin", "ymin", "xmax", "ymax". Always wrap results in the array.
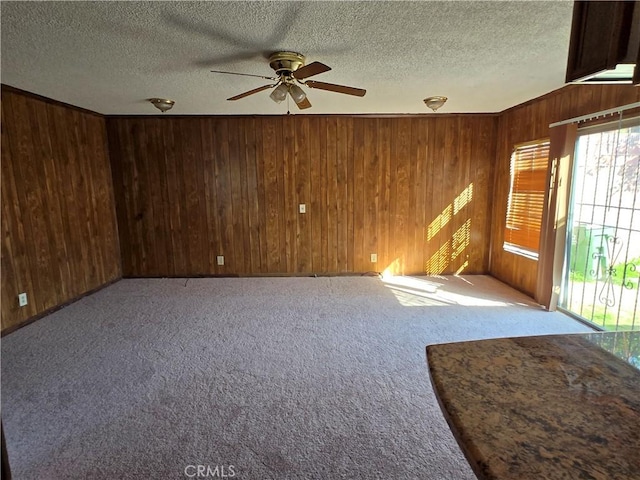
[{"xmin": 426, "ymin": 332, "xmax": 640, "ymax": 480}]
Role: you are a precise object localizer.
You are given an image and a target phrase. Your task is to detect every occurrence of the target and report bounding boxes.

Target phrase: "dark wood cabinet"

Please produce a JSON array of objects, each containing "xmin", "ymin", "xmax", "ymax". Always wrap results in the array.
[{"xmin": 566, "ymin": 1, "xmax": 640, "ymax": 85}]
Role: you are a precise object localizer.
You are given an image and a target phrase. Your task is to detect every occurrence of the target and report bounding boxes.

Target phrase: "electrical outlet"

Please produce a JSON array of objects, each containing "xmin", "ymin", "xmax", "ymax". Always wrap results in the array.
[
  {"xmin": 18, "ymin": 292, "xmax": 28, "ymax": 307},
  {"xmin": 370, "ymin": 253, "xmax": 378, "ymax": 263},
  {"xmin": 299, "ymin": 204, "xmax": 306, "ymax": 214},
  {"xmin": 217, "ymin": 255, "xmax": 224, "ymax": 266}
]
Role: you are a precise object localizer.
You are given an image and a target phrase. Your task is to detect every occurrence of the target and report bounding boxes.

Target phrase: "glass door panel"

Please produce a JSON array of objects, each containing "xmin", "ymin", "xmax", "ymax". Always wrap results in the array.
[{"xmin": 561, "ymin": 120, "xmax": 640, "ymax": 331}]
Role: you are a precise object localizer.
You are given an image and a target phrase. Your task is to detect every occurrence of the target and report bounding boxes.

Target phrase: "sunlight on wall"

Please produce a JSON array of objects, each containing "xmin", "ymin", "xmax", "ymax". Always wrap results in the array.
[
  {"xmin": 428, "ymin": 183, "xmax": 474, "ymax": 242},
  {"xmin": 455, "ymin": 260, "xmax": 470, "ymax": 275},
  {"xmin": 452, "ymin": 219, "xmax": 471, "ymax": 261},
  {"xmin": 381, "ymin": 256, "xmax": 406, "ymax": 277},
  {"xmin": 425, "ymin": 183, "xmax": 474, "ymax": 275},
  {"xmin": 380, "ymin": 183, "xmax": 475, "ymax": 278},
  {"xmin": 427, "ymin": 205, "xmax": 452, "ymax": 241},
  {"xmin": 454, "ymin": 183, "xmax": 474, "ymax": 215},
  {"xmin": 426, "ymin": 241, "xmax": 452, "ymax": 275}
]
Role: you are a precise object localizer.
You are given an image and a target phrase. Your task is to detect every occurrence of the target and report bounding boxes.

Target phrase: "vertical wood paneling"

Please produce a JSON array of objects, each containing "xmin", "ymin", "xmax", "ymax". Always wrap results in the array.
[
  {"xmin": 4, "ymin": 83, "xmax": 637, "ymax": 336},
  {"xmin": 364, "ymin": 119, "xmax": 379, "ymax": 272},
  {"xmin": 308, "ymin": 117, "xmax": 322, "ymax": 272},
  {"xmin": 426, "ymin": 118, "xmax": 446, "ymax": 275},
  {"xmin": 242, "ymin": 118, "xmax": 260, "ymax": 272},
  {"xmin": 165, "ymin": 120, "xmax": 184, "ymax": 274},
  {"xmin": 235, "ymin": 118, "xmax": 251, "ymax": 274},
  {"xmin": 276, "ymin": 119, "xmax": 288, "ymax": 274},
  {"xmin": 377, "ymin": 118, "xmax": 392, "ymax": 270},
  {"xmin": 135, "ymin": 120, "xmax": 155, "ymax": 274},
  {"xmin": 336, "ymin": 117, "xmax": 350, "ymax": 272},
  {"xmin": 200, "ymin": 119, "xmax": 215, "ymax": 272},
  {"xmin": 325, "ymin": 117, "xmax": 338, "ymax": 272},
  {"xmin": 107, "ymin": 114, "xmax": 498, "ymax": 277},
  {"xmin": 9, "ymin": 83, "xmax": 634, "ymax": 334},
  {"xmin": 182, "ymin": 119, "xmax": 204, "ymax": 274},
  {"xmin": 214, "ymin": 119, "xmax": 233, "ymax": 274},
  {"xmin": 261, "ymin": 119, "xmax": 280, "ymax": 272},
  {"xmin": 282, "ymin": 116, "xmax": 296, "ymax": 273},
  {"xmin": 352, "ymin": 119, "xmax": 365, "ymax": 273},
  {"xmin": 443, "ymin": 117, "xmax": 458, "ymax": 272},
  {"xmin": 295, "ymin": 117, "xmax": 311, "ymax": 273},
  {"xmin": 228, "ymin": 118, "xmax": 246, "ymax": 273},
  {"xmin": 345, "ymin": 119, "xmax": 355, "ymax": 272},
  {"xmin": 473, "ymin": 116, "xmax": 497, "ymax": 273},
  {"xmin": 391, "ymin": 118, "xmax": 411, "ymax": 274},
  {"xmin": 452, "ymin": 118, "xmax": 471, "ymax": 274},
  {"xmin": 412, "ymin": 119, "xmax": 429, "ymax": 276},
  {"xmin": 147, "ymin": 118, "xmax": 171, "ymax": 275},
  {"xmin": 1, "ymin": 87, "xmax": 120, "ymax": 333},
  {"xmin": 490, "ymin": 84, "xmax": 640, "ymax": 296}
]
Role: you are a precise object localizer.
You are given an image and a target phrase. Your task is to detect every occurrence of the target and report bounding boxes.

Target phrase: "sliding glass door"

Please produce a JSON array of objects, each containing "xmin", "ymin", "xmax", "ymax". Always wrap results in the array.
[{"xmin": 561, "ymin": 118, "xmax": 640, "ymax": 331}]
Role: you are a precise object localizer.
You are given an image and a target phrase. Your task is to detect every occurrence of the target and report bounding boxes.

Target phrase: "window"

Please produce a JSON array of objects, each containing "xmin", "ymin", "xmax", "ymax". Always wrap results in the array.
[{"xmin": 504, "ymin": 139, "xmax": 550, "ymax": 259}]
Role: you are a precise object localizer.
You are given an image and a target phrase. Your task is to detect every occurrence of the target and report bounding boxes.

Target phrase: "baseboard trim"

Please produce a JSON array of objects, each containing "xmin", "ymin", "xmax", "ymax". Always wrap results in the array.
[
  {"xmin": 122, "ymin": 271, "xmax": 383, "ymax": 278},
  {"xmin": 1, "ymin": 278, "xmax": 122, "ymax": 337}
]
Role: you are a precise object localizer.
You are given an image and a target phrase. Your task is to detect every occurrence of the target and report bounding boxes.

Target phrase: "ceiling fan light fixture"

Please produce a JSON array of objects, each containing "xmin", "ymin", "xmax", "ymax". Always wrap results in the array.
[
  {"xmin": 423, "ymin": 96, "xmax": 447, "ymax": 112},
  {"xmin": 149, "ymin": 98, "xmax": 175, "ymax": 113},
  {"xmin": 289, "ymin": 84, "xmax": 307, "ymax": 104},
  {"xmin": 269, "ymin": 83, "xmax": 288, "ymax": 103},
  {"xmin": 215, "ymin": 51, "xmax": 366, "ymax": 107}
]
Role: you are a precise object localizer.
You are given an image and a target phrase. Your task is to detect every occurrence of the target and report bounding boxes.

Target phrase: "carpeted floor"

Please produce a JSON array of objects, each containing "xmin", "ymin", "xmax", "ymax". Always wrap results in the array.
[{"xmin": 1, "ymin": 275, "xmax": 592, "ymax": 479}]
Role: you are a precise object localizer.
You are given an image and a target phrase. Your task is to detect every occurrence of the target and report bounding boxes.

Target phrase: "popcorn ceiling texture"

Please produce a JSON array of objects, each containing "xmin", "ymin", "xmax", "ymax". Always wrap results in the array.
[
  {"xmin": 1, "ymin": 275, "xmax": 591, "ymax": 479},
  {"xmin": 0, "ymin": 1, "xmax": 573, "ymax": 115}
]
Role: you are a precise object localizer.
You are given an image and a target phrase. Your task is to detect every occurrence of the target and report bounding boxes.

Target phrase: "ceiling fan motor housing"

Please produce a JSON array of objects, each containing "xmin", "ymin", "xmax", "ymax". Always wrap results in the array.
[{"xmin": 269, "ymin": 51, "xmax": 305, "ymax": 75}]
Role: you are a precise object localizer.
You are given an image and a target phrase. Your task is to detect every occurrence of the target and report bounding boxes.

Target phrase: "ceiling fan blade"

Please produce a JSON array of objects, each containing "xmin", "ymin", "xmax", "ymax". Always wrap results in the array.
[
  {"xmin": 211, "ymin": 70, "xmax": 277, "ymax": 81},
  {"xmin": 296, "ymin": 97, "xmax": 312, "ymax": 110},
  {"xmin": 293, "ymin": 61, "xmax": 331, "ymax": 80},
  {"xmin": 305, "ymin": 81, "xmax": 366, "ymax": 97},
  {"xmin": 227, "ymin": 84, "xmax": 275, "ymax": 101}
]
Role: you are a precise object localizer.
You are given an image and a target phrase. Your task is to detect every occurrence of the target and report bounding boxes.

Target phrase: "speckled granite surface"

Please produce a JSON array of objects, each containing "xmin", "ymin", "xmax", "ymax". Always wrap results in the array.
[{"xmin": 427, "ymin": 332, "xmax": 640, "ymax": 480}]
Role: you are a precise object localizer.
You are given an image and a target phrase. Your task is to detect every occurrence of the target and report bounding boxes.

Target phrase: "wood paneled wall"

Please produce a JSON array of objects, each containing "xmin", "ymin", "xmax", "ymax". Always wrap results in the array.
[
  {"xmin": 3, "ymin": 82, "xmax": 637, "ymax": 333},
  {"xmin": 107, "ymin": 115, "xmax": 497, "ymax": 277},
  {"xmin": 490, "ymin": 84, "xmax": 640, "ymax": 297},
  {"xmin": 1, "ymin": 87, "xmax": 121, "ymax": 333}
]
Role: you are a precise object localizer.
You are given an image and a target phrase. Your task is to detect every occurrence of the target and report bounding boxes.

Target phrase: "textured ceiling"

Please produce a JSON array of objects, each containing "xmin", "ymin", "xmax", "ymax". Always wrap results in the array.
[{"xmin": 1, "ymin": 1, "xmax": 574, "ymax": 115}]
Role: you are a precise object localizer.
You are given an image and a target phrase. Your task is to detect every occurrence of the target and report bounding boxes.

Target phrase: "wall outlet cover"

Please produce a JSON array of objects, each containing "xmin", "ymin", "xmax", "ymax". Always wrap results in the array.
[
  {"xmin": 18, "ymin": 292, "xmax": 28, "ymax": 307},
  {"xmin": 217, "ymin": 255, "xmax": 224, "ymax": 266}
]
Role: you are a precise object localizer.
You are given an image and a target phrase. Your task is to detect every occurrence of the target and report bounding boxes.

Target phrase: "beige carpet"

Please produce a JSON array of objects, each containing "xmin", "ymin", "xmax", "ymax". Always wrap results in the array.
[{"xmin": 1, "ymin": 275, "xmax": 592, "ymax": 479}]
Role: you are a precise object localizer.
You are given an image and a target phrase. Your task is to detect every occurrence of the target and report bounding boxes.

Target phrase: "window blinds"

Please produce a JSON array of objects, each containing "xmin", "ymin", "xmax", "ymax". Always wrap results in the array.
[{"xmin": 504, "ymin": 140, "xmax": 550, "ymax": 256}]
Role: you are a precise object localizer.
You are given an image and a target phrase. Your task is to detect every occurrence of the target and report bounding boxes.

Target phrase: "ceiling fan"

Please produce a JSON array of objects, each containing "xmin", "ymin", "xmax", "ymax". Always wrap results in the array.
[{"xmin": 211, "ymin": 51, "xmax": 366, "ymax": 110}]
